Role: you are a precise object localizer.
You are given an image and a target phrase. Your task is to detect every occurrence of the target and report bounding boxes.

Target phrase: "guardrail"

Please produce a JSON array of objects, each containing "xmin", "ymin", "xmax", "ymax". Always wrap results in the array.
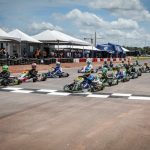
[{"xmin": 0, "ymin": 57, "xmax": 128, "ymax": 66}]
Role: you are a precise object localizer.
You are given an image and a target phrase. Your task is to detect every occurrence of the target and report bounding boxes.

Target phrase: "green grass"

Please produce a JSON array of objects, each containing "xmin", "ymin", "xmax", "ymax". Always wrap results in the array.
[{"xmin": 132, "ymin": 56, "xmax": 150, "ymax": 61}]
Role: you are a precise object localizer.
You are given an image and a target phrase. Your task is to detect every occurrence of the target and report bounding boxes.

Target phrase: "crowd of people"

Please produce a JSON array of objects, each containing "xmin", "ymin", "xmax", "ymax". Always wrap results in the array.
[{"xmin": 0, "ymin": 48, "xmax": 10, "ymax": 59}]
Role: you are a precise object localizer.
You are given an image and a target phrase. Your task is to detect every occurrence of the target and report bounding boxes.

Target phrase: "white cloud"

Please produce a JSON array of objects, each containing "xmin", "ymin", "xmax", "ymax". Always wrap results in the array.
[
  {"xmin": 110, "ymin": 18, "xmax": 139, "ymax": 29},
  {"xmin": 56, "ymin": 9, "xmax": 139, "ymax": 30},
  {"xmin": 88, "ymin": 0, "xmax": 150, "ymax": 21},
  {"xmin": 65, "ymin": 9, "xmax": 107, "ymax": 27},
  {"xmin": 30, "ymin": 22, "xmax": 63, "ymax": 31},
  {"xmin": 54, "ymin": 9, "xmax": 150, "ymax": 47}
]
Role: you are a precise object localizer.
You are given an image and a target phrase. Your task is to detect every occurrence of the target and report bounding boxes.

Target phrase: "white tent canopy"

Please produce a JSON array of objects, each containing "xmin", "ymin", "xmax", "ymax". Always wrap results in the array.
[
  {"xmin": 0, "ymin": 28, "xmax": 20, "ymax": 42},
  {"xmin": 9, "ymin": 29, "xmax": 41, "ymax": 43},
  {"xmin": 54, "ymin": 45, "xmax": 99, "ymax": 51},
  {"xmin": 32, "ymin": 29, "xmax": 90, "ymax": 46},
  {"xmin": 121, "ymin": 47, "xmax": 130, "ymax": 52}
]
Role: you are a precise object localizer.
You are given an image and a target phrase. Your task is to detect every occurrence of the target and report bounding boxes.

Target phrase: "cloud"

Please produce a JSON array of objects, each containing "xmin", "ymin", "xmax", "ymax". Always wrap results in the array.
[
  {"xmin": 65, "ymin": 9, "xmax": 107, "ymax": 27},
  {"xmin": 53, "ymin": 9, "xmax": 150, "ymax": 47},
  {"xmin": 110, "ymin": 18, "xmax": 139, "ymax": 29},
  {"xmin": 88, "ymin": 0, "xmax": 150, "ymax": 21},
  {"xmin": 29, "ymin": 22, "xmax": 63, "ymax": 34},
  {"xmin": 55, "ymin": 9, "xmax": 139, "ymax": 30}
]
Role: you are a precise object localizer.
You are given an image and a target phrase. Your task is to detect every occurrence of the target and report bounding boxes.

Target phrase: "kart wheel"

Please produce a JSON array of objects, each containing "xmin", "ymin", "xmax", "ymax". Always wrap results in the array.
[
  {"xmin": 1, "ymin": 79, "xmax": 9, "ymax": 86},
  {"xmin": 115, "ymin": 80, "xmax": 119, "ymax": 85},
  {"xmin": 63, "ymin": 85, "xmax": 70, "ymax": 92},
  {"xmin": 108, "ymin": 82, "xmax": 112, "ymax": 86},
  {"xmin": 122, "ymin": 78, "xmax": 126, "ymax": 82},
  {"xmin": 33, "ymin": 77, "xmax": 37, "ymax": 82}
]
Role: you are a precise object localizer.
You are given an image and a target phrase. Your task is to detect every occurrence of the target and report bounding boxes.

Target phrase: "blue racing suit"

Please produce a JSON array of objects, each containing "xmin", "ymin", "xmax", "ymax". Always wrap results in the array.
[
  {"xmin": 52, "ymin": 66, "xmax": 62, "ymax": 75},
  {"xmin": 84, "ymin": 65, "xmax": 93, "ymax": 72},
  {"xmin": 116, "ymin": 71, "xmax": 124, "ymax": 79},
  {"xmin": 82, "ymin": 74, "xmax": 95, "ymax": 89}
]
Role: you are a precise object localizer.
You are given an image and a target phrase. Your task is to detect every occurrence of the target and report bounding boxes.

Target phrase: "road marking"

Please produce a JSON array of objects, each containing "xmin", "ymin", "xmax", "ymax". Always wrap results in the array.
[
  {"xmin": 37, "ymin": 89, "xmax": 58, "ymax": 93},
  {"xmin": 2, "ymin": 87, "xmax": 23, "ymax": 90},
  {"xmin": 47, "ymin": 92, "xmax": 70, "ymax": 96},
  {"xmin": 73, "ymin": 92, "xmax": 92, "ymax": 95},
  {"xmin": 128, "ymin": 96, "xmax": 150, "ymax": 101},
  {"xmin": 112, "ymin": 93, "xmax": 132, "ymax": 97},
  {"xmin": 87, "ymin": 94, "xmax": 109, "ymax": 98},
  {"xmin": 1, "ymin": 87, "xmax": 150, "ymax": 101},
  {"xmin": 11, "ymin": 90, "xmax": 33, "ymax": 93}
]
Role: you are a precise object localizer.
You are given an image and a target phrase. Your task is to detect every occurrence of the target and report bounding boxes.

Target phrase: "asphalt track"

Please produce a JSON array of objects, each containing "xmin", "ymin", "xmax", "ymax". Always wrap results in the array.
[{"xmin": 0, "ymin": 67, "xmax": 150, "ymax": 150}]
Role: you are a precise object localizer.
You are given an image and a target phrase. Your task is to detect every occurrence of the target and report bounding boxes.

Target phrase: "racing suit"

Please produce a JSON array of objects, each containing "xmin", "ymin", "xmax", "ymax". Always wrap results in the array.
[
  {"xmin": 0, "ymin": 71, "xmax": 10, "ymax": 85},
  {"xmin": 28, "ymin": 69, "xmax": 38, "ymax": 79},
  {"xmin": 52, "ymin": 66, "xmax": 63, "ymax": 75},
  {"xmin": 84, "ymin": 64, "xmax": 93, "ymax": 72}
]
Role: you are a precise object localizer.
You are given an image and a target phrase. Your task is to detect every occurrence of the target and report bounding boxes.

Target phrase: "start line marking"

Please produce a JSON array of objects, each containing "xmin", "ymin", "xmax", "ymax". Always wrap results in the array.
[{"xmin": 0, "ymin": 87, "xmax": 150, "ymax": 101}]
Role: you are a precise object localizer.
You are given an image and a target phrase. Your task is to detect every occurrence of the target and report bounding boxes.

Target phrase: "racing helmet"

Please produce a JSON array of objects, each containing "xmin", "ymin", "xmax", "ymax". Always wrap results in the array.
[
  {"xmin": 102, "ymin": 67, "xmax": 108, "ymax": 74},
  {"xmin": 110, "ymin": 60, "xmax": 113, "ymax": 64},
  {"xmin": 56, "ymin": 61, "xmax": 60, "ymax": 66},
  {"xmin": 2, "ymin": 65, "xmax": 8, "ymax": 71},
  {"xmin": 31, "ymin": 63, "xmax": 37, "ymax": 69},
  {"xmin": 87, "ymin": 60, "xmax": 92, "ymax": 65},
  {"xmin": 116, "ymin": 64, "xmax": 121, "ymax": 70},
  {"xmin": 104, "ymin": 60, "xmax": 107, "ymax": 64},
  {"xmin": 144, "ymin": 62, "xmax": 148, "ymax": 66}
]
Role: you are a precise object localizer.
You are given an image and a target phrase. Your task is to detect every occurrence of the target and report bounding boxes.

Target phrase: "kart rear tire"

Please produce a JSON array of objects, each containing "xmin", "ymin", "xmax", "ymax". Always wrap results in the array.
[
  {"xmin": 63, "ymin": 85, "xmax": 70, "ymax": 92},
  {"xmin": 108, "ymin": 82, "xmax": 112, "ymax": 86},
  {"xmin": 1, "ymin": 79, "xmax": 9, "ymax": 86}
]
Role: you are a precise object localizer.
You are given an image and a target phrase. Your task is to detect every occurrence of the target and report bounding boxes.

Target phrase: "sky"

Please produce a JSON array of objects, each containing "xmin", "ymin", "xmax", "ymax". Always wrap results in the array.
[{"xmin": 0, "ymin": 0, "xmax": 150, "ymax": 47}]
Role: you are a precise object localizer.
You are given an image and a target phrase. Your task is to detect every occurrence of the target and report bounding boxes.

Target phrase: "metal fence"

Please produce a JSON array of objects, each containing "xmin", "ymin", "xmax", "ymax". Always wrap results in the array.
[{"xmin": 0, "ymin": 58, "xmax": 74, "ymax": 66}]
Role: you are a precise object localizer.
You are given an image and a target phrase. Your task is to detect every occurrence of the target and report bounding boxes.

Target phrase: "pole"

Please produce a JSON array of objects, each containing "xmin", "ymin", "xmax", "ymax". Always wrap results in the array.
[{"xmin": 95, "ymin": 31, "xmax": 96, "ymax": 47}]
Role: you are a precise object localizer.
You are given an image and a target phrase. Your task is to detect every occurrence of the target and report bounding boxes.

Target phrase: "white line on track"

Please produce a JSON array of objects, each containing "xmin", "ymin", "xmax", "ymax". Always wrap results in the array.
[
  {"xmin": 37, "ymin": 89, "xmax": 58, "ymax": 93},
  {"xmin": 2, "ymin": 87, "xmax": 23, "ymax": 90},
  {"xmin": 112, "ymin": 93, "xmax": 132, "ymax": 97},
  {"xmin": 47, "ymin": 92, "xmax": 70, "ymax": 96},
  {"xmin": 87, "ymin": 94, "xmax": 109, "ymax": 98},
  {"xmin": 11, "ymin": 90, "xmax": 33, "ymax": 93},
  {"xmin": 128, "ymin": 96, "xmax": 150, "ymax": 101}
]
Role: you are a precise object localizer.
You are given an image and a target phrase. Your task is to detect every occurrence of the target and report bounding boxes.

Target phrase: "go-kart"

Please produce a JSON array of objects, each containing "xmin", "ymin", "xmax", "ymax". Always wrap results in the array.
[
  {"xmin": 64, "ymin": 76, "xmax": 84, "ymax": 92},
  {"xmin": 116, "ymin": 71, "xmax": 130, "ymax": 82},
  {"xmin": 18, "ymin": 71, "xmax": 47, "ymax": 82},
  {"xmin": 78, "ymin": 68, "xmax": 98, "ymax": 73},
  {"xmin": 45, "ymin": 70, "xmax": 69, "ymax": 78},
  {"xmin": 99, "ymin": 73, "xmax": 118, "ymax": 86},
  {"xmin": 0, "ymin": 76, "xmax": 22, "ymax": 86},
  {"xmin": 141, "ymin": 66, "xmax": 150, "ymax": 73},
  {"xmin": 126, "ymin": 69, "xmax": 138, "ymax": 79},
  {"xmin": 63, "ymin": 75, "xmax": 104, "ymax": 93}
]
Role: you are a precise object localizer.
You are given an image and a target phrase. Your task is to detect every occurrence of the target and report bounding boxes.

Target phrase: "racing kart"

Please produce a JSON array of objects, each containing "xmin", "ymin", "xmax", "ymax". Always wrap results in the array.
[
  {"xmin": 99, "ymin": 73, "xmax": 119, "ymax": 86},
  {"xmin": 78, "ymin": 68, "xmax": 98, "ymax": 73},
  {"xmin": 116, "ymin": 71, "xmax": 130, "ymax": 82},
  {"xmin": 126, "ymin": 69, "xmax": 138, "ymax": 79},
  {"xmin": 140, "ymin": 66, "xmax": 150, "ymax": 73},
  {"xmin": 63, "ymin": 75, "xmax": 104, "ymax": 93},
  {"xmin": 46, "ymin": 71, "xmax": 69, "ymax": 78},
  {"xmin": 18, "ymin": 71, "xmax": 47, "ymax": 82},
  {"xmin": 0, "ymin": 76, "xmax": 22, "ymax": 86}
]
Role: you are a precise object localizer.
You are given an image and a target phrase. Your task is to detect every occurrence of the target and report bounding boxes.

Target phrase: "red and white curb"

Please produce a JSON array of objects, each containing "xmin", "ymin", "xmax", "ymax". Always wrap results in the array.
[{"xmin": 73, "ymin": 57, "xmax": 131, "ymax": 63}]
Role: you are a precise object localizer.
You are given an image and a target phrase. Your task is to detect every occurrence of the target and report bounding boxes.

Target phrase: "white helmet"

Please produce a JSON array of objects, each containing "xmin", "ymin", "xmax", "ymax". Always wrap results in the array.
[
  {"xmin": 56, "ymin": 61, "xmax": 60, "ymax": 65},
  {"xmin": 87, "ymin": 60, "xmax": 91, "ymax": 65}
]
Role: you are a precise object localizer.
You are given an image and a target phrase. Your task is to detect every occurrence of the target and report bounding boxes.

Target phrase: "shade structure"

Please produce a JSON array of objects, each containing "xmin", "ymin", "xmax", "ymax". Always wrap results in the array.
[
  {"xmin": 121, "ymin": 47, "xmax": 130, "ymax": 52},
  {"xmin": 9, "ymin": 29, "xmax": 41, "ymax": 43},
  {"xmin": 32, "ymin": 29, "xmax": 90, "ymax": 46},
  {"xmin": 96, "ymin": 43, "xmax": 125, "ymax": 53},
  {"xmin": 54, "ymin": 45, "xmax": 99, "ymax": 51},
  {"xmin": 0, "ymin": 28, "xmax": 20, "ymax": 42}
]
